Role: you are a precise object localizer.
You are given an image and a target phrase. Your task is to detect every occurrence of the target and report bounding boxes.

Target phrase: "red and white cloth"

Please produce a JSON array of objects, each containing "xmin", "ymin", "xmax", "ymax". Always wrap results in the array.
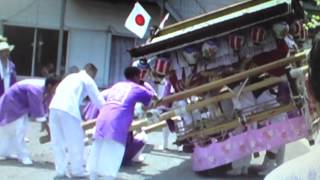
[
  {"xmin": 125, "ymin": 2, "xmax": 151, "ymax": 38},
  {"xmin": 154, "ymin": 57, "xmax": 171, "ymax": 76},
  {"xmin": 250, "ymin": 39, "xmax": 289, "ymax": 76},
  {"xmin": 168, "ymin": 70, "xmax": 185, "ymax": 92},
  {"xmin": 290, "ymin": 20, "xmax": 308, "ymax": 42},
  {"xmin": 250, "ymin": 27, "xmax": 266, "ymax": 45},
  {"xmin": 228, "ymin": 35, "xmax": 244, "ymax": 51}
]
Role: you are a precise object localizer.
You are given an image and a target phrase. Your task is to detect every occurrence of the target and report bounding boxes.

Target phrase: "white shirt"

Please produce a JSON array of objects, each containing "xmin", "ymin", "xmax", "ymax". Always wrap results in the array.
[
  {"xmin": 0, "ymin": 59, "xmax": 10, "ymax": 93},
  {"xmin": 49, "ymin": 70, "xmax": 105, "ymax": 120}
]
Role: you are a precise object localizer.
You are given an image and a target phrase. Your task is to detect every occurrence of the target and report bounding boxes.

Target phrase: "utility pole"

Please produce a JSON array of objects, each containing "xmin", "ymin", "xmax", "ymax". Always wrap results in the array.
[
  {"xmin": 0, "ymin": 20, "xmax": 3, "ymax": 34},
  {"xmin": 31, "ymin": 28, "xmax": 38, "ymax": 76},
  {"xmin": 56, "ymin": 0, "xmax": 66, "ymax": 75}
]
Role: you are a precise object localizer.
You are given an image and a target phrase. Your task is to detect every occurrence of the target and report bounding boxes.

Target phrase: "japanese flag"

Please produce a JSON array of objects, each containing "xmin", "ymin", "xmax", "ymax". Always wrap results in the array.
[{"xmin": 125, "ymin": 2, "xmax": 151, "ymax": 39}]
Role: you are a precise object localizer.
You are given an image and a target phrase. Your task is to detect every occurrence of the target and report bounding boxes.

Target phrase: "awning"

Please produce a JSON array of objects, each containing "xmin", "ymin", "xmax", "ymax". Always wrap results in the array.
[{"xmin": 129, "ymin": 0, "xmax": 304, "ymax": 59}]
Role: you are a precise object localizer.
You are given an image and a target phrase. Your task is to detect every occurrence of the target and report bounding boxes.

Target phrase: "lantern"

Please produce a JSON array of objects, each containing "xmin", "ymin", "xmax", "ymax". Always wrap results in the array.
[
  {"xmin": 228, "ymin": 35, "xmax": 244, "ymax": 51},
  {"xmin": 250, "ymin": 27, "xmax": 266, "ymax": 45},
  {"xmin": 154, "ymin": 57, "xmax": 171, "ymax": 77},
  {"xmin": 290, "ymin": 20, "xmax": 308, "ymax": 42}
]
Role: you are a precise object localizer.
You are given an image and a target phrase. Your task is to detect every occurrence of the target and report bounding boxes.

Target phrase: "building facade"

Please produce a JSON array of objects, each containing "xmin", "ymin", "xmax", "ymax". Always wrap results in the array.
[
  {"xmin": 0, "ymin": 0, "xmax": 161, "ymax": 87},
  {"xmin": 0, "ymin": 0, "xmax": 245, "ymax": 87}
]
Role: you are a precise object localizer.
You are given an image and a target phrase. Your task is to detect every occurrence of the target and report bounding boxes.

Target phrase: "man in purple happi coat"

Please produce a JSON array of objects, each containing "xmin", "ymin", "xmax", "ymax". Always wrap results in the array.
[
  {"xmin": 0, "ymin": 76, "xmax": 61, "ymax": 165},
  {"xmin": 87, "ymin": 67, "xmax": 156, "ymax": 180},
  {"xmin": 0, "ymin": 41, "xmax": 17, "ymax": 96},
  {"xmin": 83, "ymin": 87, "xmax": 155, "ymax": 167}
]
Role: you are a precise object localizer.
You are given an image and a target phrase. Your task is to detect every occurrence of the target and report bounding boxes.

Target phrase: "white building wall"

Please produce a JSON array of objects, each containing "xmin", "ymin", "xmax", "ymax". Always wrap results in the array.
[
  {"xmin": 0, "ymin": 0, "xmax": 161, "ymax": 86},
  {"xmin": 0, "ymin": 0, "xmax": 244, "ymax": 85},
  {"xmin": 67, "ymin": 29, "xmax": 110, "ymax": 87},
  {"xmin": 0, "ymin": 0, "xmax": 161, "ymax": 36},
  {"xmin": 0, "ymin": 0, "xmax": 61, "ymax": 29}
]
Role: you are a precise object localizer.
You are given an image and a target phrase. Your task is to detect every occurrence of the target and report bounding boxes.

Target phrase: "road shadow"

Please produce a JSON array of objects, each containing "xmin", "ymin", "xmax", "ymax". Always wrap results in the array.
[
  {"xmin": 0, "ymin": 158, "xmax": 54, "ymax": 170},
  {"xmin": 119, "ymin": 145, "xmax": 264, "ymax": 180},
  {"xmin": 143, "ymin": 160, "xmax": 264, "ymax": 180}
]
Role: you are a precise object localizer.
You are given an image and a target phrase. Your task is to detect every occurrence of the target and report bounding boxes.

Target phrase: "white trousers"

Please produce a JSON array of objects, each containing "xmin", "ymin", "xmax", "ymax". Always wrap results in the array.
[
  {"xmin": 0, "ymin": 114, "xmax": 29, "ymax": 159},
  {"xmin": 162, "ymin": 127, "xmax": 170, "ymax": 149},
  {"xmin": 231, "ymin": 154, "xmax": 252, "ymax": 170},
  {"xmin": 88, "ymin": 139, "xmax": 125, "ymax": 178},
  {"xmin": 49, "ymin": 109, "xmax": 85, "ymax": 175}
]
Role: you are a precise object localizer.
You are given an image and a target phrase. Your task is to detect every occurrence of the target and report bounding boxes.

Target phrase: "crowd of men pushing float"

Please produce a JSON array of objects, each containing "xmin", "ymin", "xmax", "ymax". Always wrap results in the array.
[
  {"xmin": 0, "ymin": 35, "xmax": 162, "ymax": 180},
  {"xmin": 0, "ymin": 23, "xmax": 314, "ymax": 179}
]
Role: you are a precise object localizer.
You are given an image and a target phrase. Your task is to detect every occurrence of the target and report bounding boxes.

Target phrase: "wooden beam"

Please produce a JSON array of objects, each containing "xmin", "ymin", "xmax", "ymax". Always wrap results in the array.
[
  {"xmin": 158, "ymin": 0, "xmax": 271, "ymax": 36},
  {"xmin": 158, "ymin": 52, "xmax": 306, "ymax": 106},
  {"xmin": 39, "ymin": 53, "xmax": 306, "ymax": 144},
  {"xmin": 142, "ymin": 121, "xmax": 167, "ymax": 133},
  {"xmin": 176, "ymin": 103, "xmax": 296, "ymax": 143},
  {"xmin": 141, "ymin": 116, "xmax": 180, "ymax": 133},
  {"xmin": 39, "ymin": 118, "xmax": 149, "ymax": 144},
  {"xmin": 39, "ymin": 75, "xmax": 285, "ymax": 144},
  {"xmin": 132, "ymin": 76, "xmax": 284, "ymax": 131}
]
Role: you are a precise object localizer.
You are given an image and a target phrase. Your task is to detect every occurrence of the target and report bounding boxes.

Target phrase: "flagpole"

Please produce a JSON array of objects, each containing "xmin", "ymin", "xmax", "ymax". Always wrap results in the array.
[
  {"xmin": 56, "ymin": 0, "xmax": 66, "ymax": 75},
  {"xmin": 160, "ymin": 0, "xmax": 166, "ymax": 19}
]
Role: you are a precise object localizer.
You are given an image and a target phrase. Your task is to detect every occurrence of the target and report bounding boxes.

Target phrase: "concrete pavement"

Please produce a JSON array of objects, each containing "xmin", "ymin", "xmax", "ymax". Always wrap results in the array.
[{"xmin": 0, "ymin": 122, "xmax": 316, "ymax": 180}]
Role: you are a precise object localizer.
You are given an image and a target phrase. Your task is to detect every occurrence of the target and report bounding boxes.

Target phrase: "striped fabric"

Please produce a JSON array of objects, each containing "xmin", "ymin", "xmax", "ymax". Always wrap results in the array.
[
  {"xmin": 139, "ymin": 69, "xmax": 148, "ymax": 80},
  {"xmin": 228, "ymin": 35, "xmax": 244, "ymax": 51},
  {"xmin": 290, "ymin": 20, "xmax": 308, "ymax": 42},
  {"xmin": 154, "ymin": 57, "xmax": 171, "ymax": 76},
  {"xmin": 250, "ymin": 27, "xmax": 266, "ymax": 44}
]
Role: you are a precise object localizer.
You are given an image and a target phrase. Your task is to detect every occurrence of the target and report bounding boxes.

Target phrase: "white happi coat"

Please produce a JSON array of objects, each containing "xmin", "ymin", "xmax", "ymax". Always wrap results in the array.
[
  {"xmin": 49, "ymin": 70, "xmax": 105, "ymax": 176},
  {"xmin": 49, "ymin": 70, "xmax": 105, "ymax": 119}
]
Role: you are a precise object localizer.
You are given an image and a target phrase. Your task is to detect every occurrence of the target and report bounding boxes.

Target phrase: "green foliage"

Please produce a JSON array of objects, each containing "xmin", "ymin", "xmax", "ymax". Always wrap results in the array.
[
  {"xmin": 307, "ymin": 14, "xmax": 320, "ymax": 29},
  {"xmin": 305, "ymin": 0, "xmax": 320, "ymax": 29}
]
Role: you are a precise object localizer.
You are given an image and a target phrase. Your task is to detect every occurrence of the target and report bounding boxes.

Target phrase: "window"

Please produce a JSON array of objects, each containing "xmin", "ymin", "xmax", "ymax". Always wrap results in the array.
[{"xmin": 4, "ymin": 25, "xmax": 68, "ymax": 77}]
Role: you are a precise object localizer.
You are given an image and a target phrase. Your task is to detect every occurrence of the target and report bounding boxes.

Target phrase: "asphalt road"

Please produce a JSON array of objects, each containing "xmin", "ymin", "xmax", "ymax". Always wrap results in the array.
[{"xmin": 0, "ymin": 122, "xmax": 316, "ymax": 180}]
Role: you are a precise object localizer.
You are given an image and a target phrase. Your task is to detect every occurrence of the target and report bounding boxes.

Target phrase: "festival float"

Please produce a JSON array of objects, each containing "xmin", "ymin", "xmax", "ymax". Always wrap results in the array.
[
  {"xmin": 40, "ymin": 0, "xmax": 320, "ymax": 174},
  {"xmin": 127, "ymin": 0, "xmax": 320, "ymax": 173}
]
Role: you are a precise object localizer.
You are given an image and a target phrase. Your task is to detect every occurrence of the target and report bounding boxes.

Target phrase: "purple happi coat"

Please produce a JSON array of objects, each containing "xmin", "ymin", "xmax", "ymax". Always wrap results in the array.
[
  {"xmin": 95, "ymin": 80, "xmax": 153, "ymax": 145},
  {"xmin": 0, "ymin": 81, "xmax": 47, "ymax": 126},
  {"xmin": 0, "ymin": 60, "xmax": 17, "ymax": 97},
  {"xmin": 83, "ymin": 86, "xmax": 151, "ymax": 166}
]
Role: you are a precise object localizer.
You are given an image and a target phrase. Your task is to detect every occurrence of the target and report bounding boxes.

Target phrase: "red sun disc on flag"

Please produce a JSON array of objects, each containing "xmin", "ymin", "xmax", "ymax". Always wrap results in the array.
[{"xmin": 135, "ymin": 14, "xmax": 145, "ymax": 26}]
